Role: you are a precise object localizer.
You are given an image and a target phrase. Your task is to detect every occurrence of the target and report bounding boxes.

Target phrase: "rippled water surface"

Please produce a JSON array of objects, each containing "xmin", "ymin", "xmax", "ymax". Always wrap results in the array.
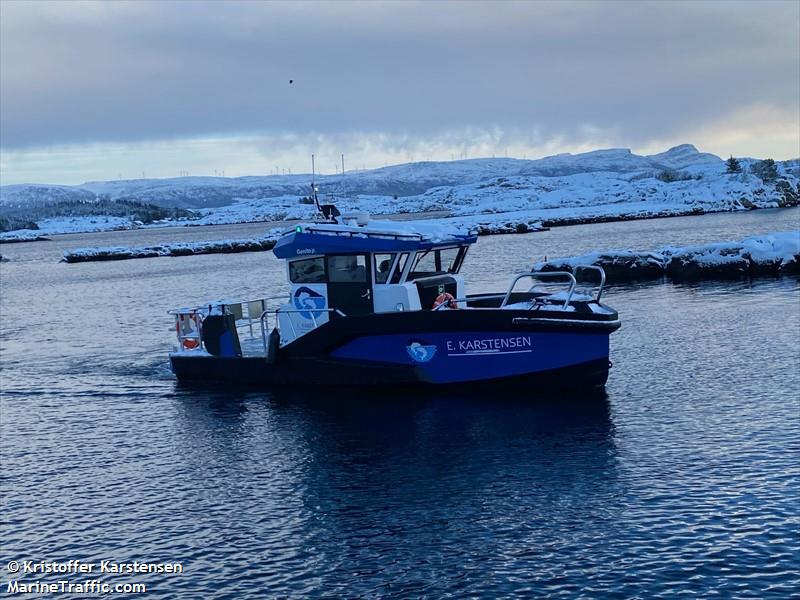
[{"xmin": 2, "ymin": 210, "xmax": 799, "ymax": 598}]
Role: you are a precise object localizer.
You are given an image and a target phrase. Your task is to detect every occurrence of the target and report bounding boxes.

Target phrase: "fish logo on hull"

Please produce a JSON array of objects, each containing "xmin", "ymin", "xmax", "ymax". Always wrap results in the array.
[
  {"xmin": 293, "ymin": 286, "xmax": 326, "ymax": 320},
  {"xmin": 406, "ymin": 342, "xmax": 437, "ymax": 363}
]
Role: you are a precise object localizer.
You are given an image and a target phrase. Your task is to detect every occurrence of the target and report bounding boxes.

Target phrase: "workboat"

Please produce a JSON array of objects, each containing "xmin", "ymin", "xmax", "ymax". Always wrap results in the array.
[{"xmin": 169, "ymin": 203, "xmax": 620, "ymax": 388}]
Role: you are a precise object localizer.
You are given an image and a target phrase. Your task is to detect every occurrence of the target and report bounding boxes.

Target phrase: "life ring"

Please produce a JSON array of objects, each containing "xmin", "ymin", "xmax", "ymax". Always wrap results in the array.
[
  {"xmin": 176, "ymin": 313, "xmax": 201, "ymax": 349},
  {"xmin": 432, "ymin": 292, "xmax": 458, "ymax": 310}
]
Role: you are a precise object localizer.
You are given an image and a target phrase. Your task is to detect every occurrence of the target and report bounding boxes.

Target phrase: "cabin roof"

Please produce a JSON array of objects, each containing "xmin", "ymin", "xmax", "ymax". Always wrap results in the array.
[{"xmin": 272, "ymin": 220, "xmax": 477, "ymax": 259}]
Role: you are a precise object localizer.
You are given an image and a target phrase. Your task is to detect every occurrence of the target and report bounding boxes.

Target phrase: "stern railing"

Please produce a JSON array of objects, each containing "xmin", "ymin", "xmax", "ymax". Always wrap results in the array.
[
  {"xmin": 168, "ymin": 295, "xmax": 289, "ymax": 352},
  {"xmin": 168, "ymin": 295, "xmax": 347, "ymax": 356}
]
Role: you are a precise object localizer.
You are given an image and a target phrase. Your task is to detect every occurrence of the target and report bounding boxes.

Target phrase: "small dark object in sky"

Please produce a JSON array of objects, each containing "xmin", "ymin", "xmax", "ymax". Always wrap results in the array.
[{"xmin": 289, "ymin": 79, "xmax": 293, "ymax": 84}]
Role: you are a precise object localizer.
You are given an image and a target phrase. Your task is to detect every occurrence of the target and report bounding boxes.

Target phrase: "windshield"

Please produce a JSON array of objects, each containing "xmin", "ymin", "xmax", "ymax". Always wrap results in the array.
[{"xmin": 408, "ymin": 246, "xmax": 466, "ymax": 280}]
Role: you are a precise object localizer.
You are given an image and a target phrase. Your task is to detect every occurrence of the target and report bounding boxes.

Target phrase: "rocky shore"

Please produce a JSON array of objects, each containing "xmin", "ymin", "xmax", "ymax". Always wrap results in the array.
[
  {"xmin": 61, "ymin": 216, "xmax": 554, "ymax": 263},
  {"xmin": 0, "ymin": 232, "xmax": 51, "ymax": 243},
  {"xmin": 533, "ymin": 231, "xmax": 800, "ymax": 282},
  {"xmin": 62, "ymin": 236, "xmax": 278, "ymax": 263}
]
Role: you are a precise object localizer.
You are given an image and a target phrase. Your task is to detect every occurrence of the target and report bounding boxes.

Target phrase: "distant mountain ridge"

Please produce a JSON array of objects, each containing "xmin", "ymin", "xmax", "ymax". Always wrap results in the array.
[
  {"xmin": 0, "ymin": 144, "xmax": 734, "ymax": 210},
  {"xmin": 1, "ymin": 144, "xmax": 798, "ymax": 235}
]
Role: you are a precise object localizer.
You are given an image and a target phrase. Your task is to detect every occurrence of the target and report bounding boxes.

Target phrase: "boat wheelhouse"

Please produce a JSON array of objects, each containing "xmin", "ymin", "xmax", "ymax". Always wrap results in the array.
[
  {"xmin": 272, "ymin": 220, "xmax": 476, "ymax": 344},
  {"xmin": 169, "ymin": 216, "xmax": 620, "ymax": 388}
]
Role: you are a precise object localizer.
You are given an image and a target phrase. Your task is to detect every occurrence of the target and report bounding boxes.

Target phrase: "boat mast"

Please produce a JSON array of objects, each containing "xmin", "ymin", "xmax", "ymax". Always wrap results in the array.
[
  {"xmin": 341, "ymin": 154, "xmax": 346, "ymax": 200},
  {"xmin": 311, "ymin": 154, "xmax": 321, "ymax": 215}
]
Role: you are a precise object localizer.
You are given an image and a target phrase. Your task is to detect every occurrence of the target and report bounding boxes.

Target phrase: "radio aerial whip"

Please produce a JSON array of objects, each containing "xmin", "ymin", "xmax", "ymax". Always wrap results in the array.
[{"xmin": 311, "ymin": 154, "xmax": 319, "ymax": 212}]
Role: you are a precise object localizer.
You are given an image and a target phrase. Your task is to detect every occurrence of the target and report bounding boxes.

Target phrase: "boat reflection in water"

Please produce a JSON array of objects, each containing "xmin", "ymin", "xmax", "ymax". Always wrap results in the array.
[{"xmin": 170, "ymin": 386, "xmax": 618, "ymax": 595}]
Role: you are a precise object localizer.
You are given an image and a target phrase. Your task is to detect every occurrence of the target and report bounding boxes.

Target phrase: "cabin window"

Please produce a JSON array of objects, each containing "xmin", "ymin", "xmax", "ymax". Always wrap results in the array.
[
  {"xmin": 390, "ymin": 253, "xmax": 410, "ymax": 284},
  {"xmin": 410, "ymin": 250, "xmax": 438, "ymax": 276},
  {"xmin": 439, "ymin": 247, "xmax": 462, "ymax": 273},
  {"xmin": 408, "ymin": 247, "xmax": 464, "ymax": 280},
  {"xmin": 289, "ymin": 257, "xmax": 326, "ymax": 283},
  {"xmin": 374, "ymin": 253, "xmax": 397, "ymax": 284},
  {"xmin": 327, "ymin": 255, "xmax": 368, "ymax": 282}
]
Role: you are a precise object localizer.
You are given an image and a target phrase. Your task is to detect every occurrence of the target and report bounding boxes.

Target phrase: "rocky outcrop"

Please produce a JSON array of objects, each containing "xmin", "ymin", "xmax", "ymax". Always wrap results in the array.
[
  {"xmin": 533, "ymin": 232, "xmax": 800, "ymax": 283},
  {"xmin": 62, "ymin": 237, "xmax": 277, "ymax": 263},
  {"xmin": 537, "ymin": 252, "xmax": 665, "ymax": 283},
  {"xmin": 664, "ymin": 251, "xmax": 750, "ymax": 281},
  {"xmin": 775, "ymin": 179, "xmax": 799, "ymax": 207},
  {"xmin": 0, "ymin": 233, "xmax": 51, "ymax": 243},
  {"xmin": 472, "ymin": 219, "xmax": 546, "ymax": 236}
]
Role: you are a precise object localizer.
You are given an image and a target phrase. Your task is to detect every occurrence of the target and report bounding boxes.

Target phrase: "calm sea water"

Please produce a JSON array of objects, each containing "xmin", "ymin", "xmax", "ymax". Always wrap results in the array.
[{"xmin": 2, "ymin": 209, "xmax": 799, "ymax": 598}]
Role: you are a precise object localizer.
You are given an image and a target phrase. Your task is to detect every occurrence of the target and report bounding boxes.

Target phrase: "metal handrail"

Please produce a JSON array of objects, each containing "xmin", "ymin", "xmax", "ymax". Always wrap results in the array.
[
  {"xmin": 573, "ymin": 265, "xmax": 606, "ymax": 303},
  {"xmin": 170, "ymin": 294, "xmax": 352, "ymax": 355},
  {"xmin": 431, "ymin": 272, "xmax": 578, "ymax": 312},
  {"xmin": 431, "ymin": 293, "xmax": 506, "ymax": 310},
  {"xmin": 260, "ymin": 311, "xmax": 270, "ymax": 356},
  {"xmin": 299, "ymin": 225, "xmax": 424, "ymax": 241},
  {"xmin": 167, "ymin": 294, "xmax": 288, "ymax": 316},
  {"xmin": 501, "ymin": 271, "xmax": 577, "ymax": 310},
  {"xmin": 170, "ymin": 295, "xmax": 290, "ymax": 353}
]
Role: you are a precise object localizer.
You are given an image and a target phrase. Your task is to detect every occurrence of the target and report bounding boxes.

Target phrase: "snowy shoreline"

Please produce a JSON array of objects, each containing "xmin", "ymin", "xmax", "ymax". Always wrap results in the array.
[
  {"xmin": 57, "ymin": 205, "xmax": 780, "ymax": 264},
  {"xmin": 61, "ymin": 219, "xmax": 800, "ymax": 288},
  {"xmin": 533, "ymin": 231, "xmax": 800, "ymax": 282},
  {"xmin": 6, "ymin": 183, "xmax": 796, "ymax": 243},
  {"xmin": 0, "ymin": 231, "xmax": 52, "ymax": 243},
  {"xmin": 62, "ymin": 234, "xmax": 280, "ymax": 263}
]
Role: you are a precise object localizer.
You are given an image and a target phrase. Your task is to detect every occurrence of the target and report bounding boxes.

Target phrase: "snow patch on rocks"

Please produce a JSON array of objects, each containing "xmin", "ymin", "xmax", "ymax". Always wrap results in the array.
[{"xmin": 533, "ymin": 231, "xmax": 800, "ymax": 282}]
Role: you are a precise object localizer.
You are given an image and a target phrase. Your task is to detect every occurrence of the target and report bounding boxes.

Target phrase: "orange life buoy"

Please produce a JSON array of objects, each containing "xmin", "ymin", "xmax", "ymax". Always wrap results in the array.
[
  {"xmin": 432, "ymin": 292, "xmax": 458, "ymax": 310},
  {"xmin": 176, "ymin": 313, "xmax": 201, "ymax": 349}
]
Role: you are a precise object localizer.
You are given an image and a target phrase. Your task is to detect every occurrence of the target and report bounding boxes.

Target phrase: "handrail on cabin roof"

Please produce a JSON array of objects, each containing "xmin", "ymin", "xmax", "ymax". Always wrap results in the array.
[{"xmin": 290, "ymin": 224, "xmax": 425, "ymax": 242}]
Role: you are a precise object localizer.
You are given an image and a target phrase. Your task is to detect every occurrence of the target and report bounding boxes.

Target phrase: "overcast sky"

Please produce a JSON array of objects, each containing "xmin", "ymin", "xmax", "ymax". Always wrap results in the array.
[{"xmin": 1, "ymin": 0, "xmax": 798, "ymax": 185}]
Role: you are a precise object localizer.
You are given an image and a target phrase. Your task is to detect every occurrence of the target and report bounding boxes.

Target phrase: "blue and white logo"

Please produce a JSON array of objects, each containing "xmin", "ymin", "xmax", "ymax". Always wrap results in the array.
[
  {"xmin": 406, "ymin": 342, "xmax": 437, "ymax": 363},
  {"xmin": 293, "ymin": 286, "xmax": 326, "ymax": 320}
]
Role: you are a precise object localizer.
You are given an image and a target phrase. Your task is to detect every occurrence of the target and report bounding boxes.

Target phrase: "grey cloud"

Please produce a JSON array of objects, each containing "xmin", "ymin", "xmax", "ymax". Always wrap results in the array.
[{"xmin": 1, "ymin": 0, "xmax": 798, "ymax": 150}]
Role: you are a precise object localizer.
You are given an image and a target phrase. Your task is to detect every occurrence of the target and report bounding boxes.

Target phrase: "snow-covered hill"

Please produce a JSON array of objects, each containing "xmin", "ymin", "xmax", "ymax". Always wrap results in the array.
[
  {"xmin": 1, "ymin": 144, "xmax": 798, "ymax": 236},
  {"xmin": 0, "ymin": 183, "xmax": 96, "ymax": 208}
]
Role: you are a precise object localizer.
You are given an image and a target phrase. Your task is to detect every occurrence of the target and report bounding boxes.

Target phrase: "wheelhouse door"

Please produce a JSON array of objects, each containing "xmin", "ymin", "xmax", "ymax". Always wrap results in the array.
[{"xmin": 326, "ymin": 254, "xmax": 373, "ymax": 316}]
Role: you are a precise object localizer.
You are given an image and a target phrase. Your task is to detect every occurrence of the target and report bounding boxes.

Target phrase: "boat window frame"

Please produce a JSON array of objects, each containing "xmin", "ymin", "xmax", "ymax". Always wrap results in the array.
[
  {"xmin": 438, "ymin": 246, "xmax": 465, "ymax": 274},
  {"xmin": 389, "ymin": 252, "xmax": 411, "ymax": 284},
  {"xmin": 452, "ymin": 245, "xmax": 468, "ymax": 273},
  {"xmin": 326, "ymin": 254, "xmax": 369, "ymax": 283},
  {"xmin": 406, "ymin": 245, "xmax": 468, "ymax": 281},
  {"xmin": 373, "ymin": 252, "xmax": 398, "ymax": 285},
  {"xmin": 288, "ymin": 256, "xmax": 327, "ymax": 284}
]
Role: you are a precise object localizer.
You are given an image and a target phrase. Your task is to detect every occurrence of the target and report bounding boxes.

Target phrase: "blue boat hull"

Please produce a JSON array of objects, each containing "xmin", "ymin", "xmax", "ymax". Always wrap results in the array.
[
  {"xmin": 170, "ymin": 309, "xmax": 619, "ymax": 388},
  {"xmin": 170, "ymin": 354, "xmax": 611, "ymax": 388},
  {"xmin": 330, "ymin": 330, "xmax": 610, "ymax": 385}
]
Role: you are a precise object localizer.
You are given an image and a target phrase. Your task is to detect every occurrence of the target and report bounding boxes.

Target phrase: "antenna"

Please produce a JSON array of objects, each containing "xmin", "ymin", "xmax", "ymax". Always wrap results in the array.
[
  {"xmin": 337, "ymin": 153, "xmax": 346, "ymax": 200},
  {"xmin": 311, "ymin": 154, "xmax": 321, "ymax": 214}
]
